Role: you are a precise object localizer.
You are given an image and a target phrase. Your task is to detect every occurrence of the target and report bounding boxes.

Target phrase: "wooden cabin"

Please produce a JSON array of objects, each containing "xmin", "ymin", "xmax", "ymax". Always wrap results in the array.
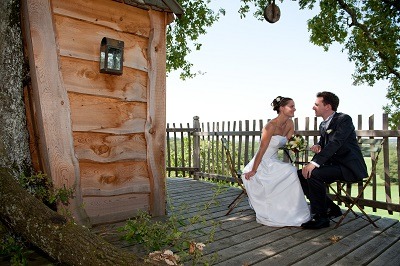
[{"xmin": 21, "ymin": 0, "xmax": 183, "ymax": 226}]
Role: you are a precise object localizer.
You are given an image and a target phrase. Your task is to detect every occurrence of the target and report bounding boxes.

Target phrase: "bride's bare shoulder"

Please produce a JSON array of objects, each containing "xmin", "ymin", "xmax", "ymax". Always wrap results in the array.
[
  {"xmin": 264, "ymin": 121, "xmax": 277, "ymax": 131},
  {"xmin": 266, "ymin": 118, "xmax": 278, "ymax": 127}
]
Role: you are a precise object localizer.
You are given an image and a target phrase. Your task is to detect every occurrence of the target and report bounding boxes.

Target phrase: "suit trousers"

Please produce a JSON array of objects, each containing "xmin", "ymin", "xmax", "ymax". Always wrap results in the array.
[{"xmin": 297, "ymin": 165, "xmax": 343, "ymax": 215}]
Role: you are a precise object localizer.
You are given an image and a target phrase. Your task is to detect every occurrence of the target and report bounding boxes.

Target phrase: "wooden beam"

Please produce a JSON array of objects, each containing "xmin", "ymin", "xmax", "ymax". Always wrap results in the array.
[
  {"xmin": 146, "ymin": 10, "xmax": 167, "ymax": 216},
  {"xmin": 22, "ymin": 0, "xmax": 89, "ymax": 225}
]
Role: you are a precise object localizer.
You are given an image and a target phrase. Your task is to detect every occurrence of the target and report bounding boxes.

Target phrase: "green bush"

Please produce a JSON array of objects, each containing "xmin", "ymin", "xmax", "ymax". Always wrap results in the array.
[
  {"xmin": 18, "ymin": 172, "xmax": 74, "ymax": 209},
  {"xmin": 0, "ymin": 224, "xmax": 30, "ymax": 266},
  {"xmin": 119, "ymin": 185, "xmax": 226, "ymax": 265}
]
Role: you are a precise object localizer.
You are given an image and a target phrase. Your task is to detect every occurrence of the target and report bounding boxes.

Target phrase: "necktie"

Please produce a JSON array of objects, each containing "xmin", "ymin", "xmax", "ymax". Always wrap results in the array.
[{"xmin": 320, "ymin": 121, "xmax": 327, "ymax": 134}]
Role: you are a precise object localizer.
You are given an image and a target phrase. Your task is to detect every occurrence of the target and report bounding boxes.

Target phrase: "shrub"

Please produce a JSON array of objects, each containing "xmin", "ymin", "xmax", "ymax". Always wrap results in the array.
[{"xmin": 119, "ymin": 184, "xmax": 226, "ymax": 265}]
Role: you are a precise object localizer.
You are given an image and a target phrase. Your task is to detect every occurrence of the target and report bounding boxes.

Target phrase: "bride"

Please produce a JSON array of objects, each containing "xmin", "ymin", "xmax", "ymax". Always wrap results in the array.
[{"xmin": 242, "ymin": 96, "xmax": 310, "ymax": 227}]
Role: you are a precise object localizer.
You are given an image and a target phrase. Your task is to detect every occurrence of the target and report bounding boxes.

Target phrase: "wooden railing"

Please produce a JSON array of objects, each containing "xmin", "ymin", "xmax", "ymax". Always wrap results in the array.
[{"xmin": 166, "ymin": 115, "xmax": 400, "ymax": 215}]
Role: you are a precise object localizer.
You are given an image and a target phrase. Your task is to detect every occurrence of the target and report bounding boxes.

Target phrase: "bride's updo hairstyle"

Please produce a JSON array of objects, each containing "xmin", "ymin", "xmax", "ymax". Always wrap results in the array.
[{"xmin": 271, "ymin": 96, "xmax": 293, "ymax": 114}]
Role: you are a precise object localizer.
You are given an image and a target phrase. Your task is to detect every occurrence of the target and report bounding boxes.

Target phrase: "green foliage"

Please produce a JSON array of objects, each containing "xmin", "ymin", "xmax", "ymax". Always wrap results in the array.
[
  {"xmin": 0, "ymin": 224, "xmax": 30, "ymax": 266},
  {"xmin": 119, "ymin": 185, "xmax": 226, "ymax": 265},
  {"xmin": 119, "ymin": 211, "xmax": 181, "ymax": 251},
  {"xmin": 167, "ymin": 136, "xmax": 192, "ymax": 177},
  {"xmin": 199, "ymin": 139, "xmax": 227, "ymax": 175},
  {"xmin": 299, "ymin": 0, "xmax": 400, "ymax": 128},
  {"xmin": 237, "ymin": 0, "xmax": 270, "ymax": 19},
  {"xmin": 383, "ymin": 77, "xmax": 400, "ymax": 129},
  {"xmin": 167, "ymin": 0, "xmax": 225, "ymax": 80},
  {"xmin": 18, "ymin": 172, "xmax": 74, "ymax": 209}
]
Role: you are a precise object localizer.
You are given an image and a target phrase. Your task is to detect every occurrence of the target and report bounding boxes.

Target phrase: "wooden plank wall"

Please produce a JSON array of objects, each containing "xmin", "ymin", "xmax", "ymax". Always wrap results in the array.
[{"xmin": 49, "ymin": 0, "xmax": 167, "ymax": 224}]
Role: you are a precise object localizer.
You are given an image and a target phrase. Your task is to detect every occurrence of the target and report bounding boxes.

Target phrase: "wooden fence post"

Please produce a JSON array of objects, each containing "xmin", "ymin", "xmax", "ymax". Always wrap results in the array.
[{"xmin": 193, "ymin": 116, "xmax": 201, "ymax": 180}]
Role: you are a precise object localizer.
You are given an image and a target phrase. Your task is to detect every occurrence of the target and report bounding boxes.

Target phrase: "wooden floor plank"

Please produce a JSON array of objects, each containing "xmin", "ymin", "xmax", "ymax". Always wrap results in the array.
[
  {"xmin": 202, "ymin": 224, "xmax": 282, "ymax": 255},
  {"xmin": 197, "ymin": 215, "xmax": 261, "ymax": 243},
  {"xmin": 367, "ymin": 238, "xmax": 400, "ymax": 266},
  {"xmin": 219, "ymin": 214, "xmax": 372, "ymax": 266},
  {"xmin": 168, "ymin": 188, "xmax": 244, "ymax": 210},
  {"xmin": 173, "ymin": 201, "xmax": 251, "ymax": 230},
  {"xmin": 332, "ymin": 220, "xmax": 400, "ymax": 265},
  {"xmin": 291, "ymin": 217, "xmax": 397, "ymax": 265},
  {"xmin": 202, "ymin": 226, "xmax": 303, "ymax": 264}
]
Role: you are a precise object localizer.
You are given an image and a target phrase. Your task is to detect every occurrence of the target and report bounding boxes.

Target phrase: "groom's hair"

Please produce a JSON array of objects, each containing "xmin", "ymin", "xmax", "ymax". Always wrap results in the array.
[{"xmin": 317, "ymin": 91, "xmax": 339, "ymax": 111}]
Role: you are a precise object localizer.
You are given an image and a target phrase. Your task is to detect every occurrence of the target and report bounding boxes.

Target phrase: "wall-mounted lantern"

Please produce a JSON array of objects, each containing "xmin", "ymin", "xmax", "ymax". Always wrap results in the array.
[{"xmin": 100, "ymin": 37, "xmax": 124, "ymax": 75}]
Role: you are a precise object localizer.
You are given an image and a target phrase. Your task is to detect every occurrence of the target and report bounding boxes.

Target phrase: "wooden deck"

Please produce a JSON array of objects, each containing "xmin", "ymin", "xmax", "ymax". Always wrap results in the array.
[
  {"xmin": 95, "ymin": 177, "xmax": 400, "ymax": 265},
  {"xmin": 3, "ymin": 177, "xmax": 400, "ymax": 265}
]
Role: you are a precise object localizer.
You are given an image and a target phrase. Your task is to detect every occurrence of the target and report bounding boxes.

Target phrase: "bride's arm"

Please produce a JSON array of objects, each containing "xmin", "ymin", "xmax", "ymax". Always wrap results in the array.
[{"xmin": 244, "ymin": 123, "xmax": 274, "ymax": 179}]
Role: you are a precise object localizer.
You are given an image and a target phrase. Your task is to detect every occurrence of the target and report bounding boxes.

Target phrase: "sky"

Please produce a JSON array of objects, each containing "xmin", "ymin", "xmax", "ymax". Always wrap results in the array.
[{"xmin": 166, "ymin": 0, "xmax": 389, "ymax": 129}]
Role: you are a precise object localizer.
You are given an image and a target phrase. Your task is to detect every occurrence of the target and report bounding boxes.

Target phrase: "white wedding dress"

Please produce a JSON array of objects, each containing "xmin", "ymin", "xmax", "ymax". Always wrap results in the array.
[{"xmin": 241, "ymin": 135, "xmax": 311, "ymax": 227}]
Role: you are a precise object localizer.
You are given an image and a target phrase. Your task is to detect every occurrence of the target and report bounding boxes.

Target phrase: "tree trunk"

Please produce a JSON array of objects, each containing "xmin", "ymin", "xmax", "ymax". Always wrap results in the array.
[
  {"xmin": 0, "ymin": 167, "xmax": 153, "ymax": 265},
  {"xmin": 0, "ymin": 0, "xmax": 32, "ymax": 177}
]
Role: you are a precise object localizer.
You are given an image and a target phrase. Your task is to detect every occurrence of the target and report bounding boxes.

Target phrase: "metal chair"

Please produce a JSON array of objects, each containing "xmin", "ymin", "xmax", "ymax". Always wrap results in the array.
[
  {"xmin": 328, "ymin": 138, "xmax": 384, "ymax": 228},
  {"xmin": 221, "ymin": 137, "xmax": 246, "ymax": 215}
]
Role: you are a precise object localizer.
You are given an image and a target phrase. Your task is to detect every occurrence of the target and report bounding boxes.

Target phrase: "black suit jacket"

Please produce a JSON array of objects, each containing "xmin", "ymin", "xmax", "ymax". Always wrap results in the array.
[{"xmin": 312, "ymin": 112, "xmax": 368, "ymax": 182}]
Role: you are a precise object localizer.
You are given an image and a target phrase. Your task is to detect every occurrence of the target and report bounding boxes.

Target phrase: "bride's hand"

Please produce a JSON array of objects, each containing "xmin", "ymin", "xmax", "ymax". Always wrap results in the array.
[{"xmin": 244, "ymin": 170, "xmax": 257, "ymax": 180}]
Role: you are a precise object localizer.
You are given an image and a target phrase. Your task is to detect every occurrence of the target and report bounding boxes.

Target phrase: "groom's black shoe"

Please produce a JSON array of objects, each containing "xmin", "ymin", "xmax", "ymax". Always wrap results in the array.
[
  {"xmin": 301, "ymin": 213, "xmax": 330, "ymax": 229},
  {"xmin": 327, "ymin": 204, "xmax": 342, "ymax": 219}
]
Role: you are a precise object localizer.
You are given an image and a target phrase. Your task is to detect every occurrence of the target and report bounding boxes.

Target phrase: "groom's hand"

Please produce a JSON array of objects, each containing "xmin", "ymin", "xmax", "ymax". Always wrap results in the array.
[
  {"xmin": 310, "ymin": 144, "xmax": 321, "ymax": 153},
  {"xmin": 302, "ymin": 163, "xmax": 316, "ymax": 179}
]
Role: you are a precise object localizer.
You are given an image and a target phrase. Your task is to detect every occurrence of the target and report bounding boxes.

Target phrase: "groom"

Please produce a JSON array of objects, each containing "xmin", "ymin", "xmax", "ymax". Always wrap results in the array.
[{"xmin": 297, "ymin": 91, "xmax": 368, "ymax": 229}]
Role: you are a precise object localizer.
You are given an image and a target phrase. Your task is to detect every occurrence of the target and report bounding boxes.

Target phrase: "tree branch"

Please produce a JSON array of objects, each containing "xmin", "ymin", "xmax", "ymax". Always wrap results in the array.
[{"xmin": 337, "ymin": 0, "xmax": 400, "ymax": 79}]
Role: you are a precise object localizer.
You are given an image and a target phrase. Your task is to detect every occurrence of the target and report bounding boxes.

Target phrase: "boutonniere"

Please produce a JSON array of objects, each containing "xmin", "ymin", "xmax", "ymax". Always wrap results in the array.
[{"xmin": 326, "ymin": 129, "xmax": 333, "ymax": 134}]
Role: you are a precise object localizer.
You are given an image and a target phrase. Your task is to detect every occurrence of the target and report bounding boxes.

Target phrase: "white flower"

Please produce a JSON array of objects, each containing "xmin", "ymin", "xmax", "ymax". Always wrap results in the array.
[
  {"xmin": 196, "ymin": 242, "xmax": 205, "ymax": 251},
  {"xmin": 326, "ymin": 129, "xmax": 333, "ymax": 134},
  {"xmin": 164, "ymin": 250, "xmax": 174, "ymax": 256}
]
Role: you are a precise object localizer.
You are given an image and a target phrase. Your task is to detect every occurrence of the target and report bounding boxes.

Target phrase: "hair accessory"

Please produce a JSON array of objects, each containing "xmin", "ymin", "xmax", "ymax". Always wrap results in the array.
[
  {"xmin": 271, "ymin": 96, "xmax": 285, "ymax": 107},
  {"xmin": 271, "ymin": 96, "xmax": 283, "ymax": 107}
]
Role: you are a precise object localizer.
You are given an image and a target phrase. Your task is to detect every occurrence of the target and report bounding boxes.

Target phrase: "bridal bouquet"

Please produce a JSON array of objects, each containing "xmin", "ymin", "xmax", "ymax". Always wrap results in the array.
[{"xmin": 285, "ymin": 134, "xmax": 308, "ymax": 153}]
